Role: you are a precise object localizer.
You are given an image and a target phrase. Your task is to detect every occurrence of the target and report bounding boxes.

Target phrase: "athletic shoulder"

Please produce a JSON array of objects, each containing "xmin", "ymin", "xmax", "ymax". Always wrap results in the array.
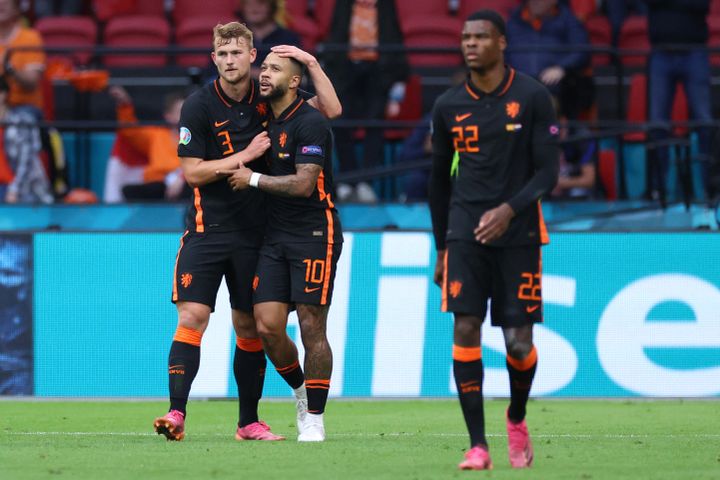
[{"xmin": 433, "ymin": 83, "xmax": 466, "ymax": 111}]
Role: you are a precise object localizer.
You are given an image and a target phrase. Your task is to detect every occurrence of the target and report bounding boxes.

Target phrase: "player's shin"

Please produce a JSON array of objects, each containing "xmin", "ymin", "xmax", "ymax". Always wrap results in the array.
[
  {"xmin": 234, "ymin": 337, "xmax": 266, "ymax": 427},
  {"xmin": 168, "ymin": 326, "xmax": 203, "ymax": 415},
  {"xmin": 506, "ymin": 345, "xmax": 538, "ymax": 423},
  {"xmin": 453, "ymin": 344, "xmax": 488, "ymax": 448}
]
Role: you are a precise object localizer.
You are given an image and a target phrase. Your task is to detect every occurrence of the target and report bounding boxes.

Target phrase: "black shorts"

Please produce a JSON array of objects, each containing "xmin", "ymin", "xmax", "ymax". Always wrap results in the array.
[
  {"xmin": 442, "ymin": 240, "xmax": 543, "ymax": 327},
  {"xmin": 172, "ymin": 229, "xmax": 263, "ymax": 313},
  {"xmin": 254, "ymin": 241, "xmax": 342, "ymax": 306}
]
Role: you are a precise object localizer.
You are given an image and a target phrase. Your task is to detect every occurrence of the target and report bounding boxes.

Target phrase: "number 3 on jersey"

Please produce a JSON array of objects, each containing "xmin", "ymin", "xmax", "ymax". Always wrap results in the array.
[
  {"xmin": 217, "ymin": 130, "xmax": 235, "ymax": 155},
  {"xmin": 451, "ymin": 125, "xmax": 479, "ymax": 153}
]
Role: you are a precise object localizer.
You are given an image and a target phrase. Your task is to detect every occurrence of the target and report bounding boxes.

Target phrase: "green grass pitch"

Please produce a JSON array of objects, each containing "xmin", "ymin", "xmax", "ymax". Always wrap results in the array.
[{"xmin": 1, "ymin": 399, "xmax": 718, "ymax": 479}]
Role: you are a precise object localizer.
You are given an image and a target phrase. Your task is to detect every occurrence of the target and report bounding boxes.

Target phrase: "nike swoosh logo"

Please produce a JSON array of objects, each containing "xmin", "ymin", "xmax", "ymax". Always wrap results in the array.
[
  {"xmin": 526, "ymin": 305, "xmax": 540, "ymax": 313},
  {"xmin": 214, "ymin": 120, "xmax": 229, "ymax": 127},
  {"xmin": 304, "ymin": 286, "xmax": 321, "ymax": 293},
  {"xmin": 455, "ymin": 113, "xmax": 472, "ymax": 122}
]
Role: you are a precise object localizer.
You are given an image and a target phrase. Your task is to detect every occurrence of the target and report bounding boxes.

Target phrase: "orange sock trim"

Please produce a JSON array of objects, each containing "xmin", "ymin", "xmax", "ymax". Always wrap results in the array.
[
  {"xmin": 275, "ymin": 360, "xmax": 300, "ymax": 374},
  {"xmin": 236, "ymin": 336, "xmax": 263, "ymax": 352},
  {"xmin": 453, "ymin": 344, "xmax": 482, "ymax": 362},
  {"xmin": 173, "ymin": 326, "xmax": 202, "ymax": 346},
  {"xmin": 507, "ymin": 346, "xmax": 538, "ymax": 371},
  {"xmin": 306, "ymin": 379, "xmax": 331, "ymax": 390}
]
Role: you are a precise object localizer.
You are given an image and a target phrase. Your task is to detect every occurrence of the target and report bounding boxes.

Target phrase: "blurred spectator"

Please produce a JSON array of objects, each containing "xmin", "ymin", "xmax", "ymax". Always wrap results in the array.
[
  {"xmin": 237, "ymin": 0, "xmax": 301, "ymax": 60},
  {"xmin": 0, "ymin": 0, "xmax": 45, "ymax": 116},
  {"xmin": 203, "ymin": 0, "xmax": 302, "ymax": 82},
  {"xmin": 396, "ymin": 113, "xmax": 431, "ymax": 202},
  {"xmin": 0, "ymin": 234, "xmax": 33, "ymax": 395},
  {"xmin": 552, "ymin": 123, "xmax": 597, "ymax": 199},
  {"xmin": 104, "ymin": 85, "xmax": 188, "ymax": 202},
  {"xmin": 33, "ymin": 0, "xmax": 85, "ymax": 17},
  {"xmin": 0, "ymin": 75, "xmax": 53, "ymax": 203},
  {"xmin": 602, "ymin": 0, "xmax": 647, "ymax": 45},
  {"xmin": 324, "ymin": 0, "xmax": 409, "ymax": 203},
  {"xmin": 645, "ymin": 0, "xmax": 712, "ymax": 200},
  {"xmin": 506, "ymin": 0, "xmax": 593, "ymax": 120}
]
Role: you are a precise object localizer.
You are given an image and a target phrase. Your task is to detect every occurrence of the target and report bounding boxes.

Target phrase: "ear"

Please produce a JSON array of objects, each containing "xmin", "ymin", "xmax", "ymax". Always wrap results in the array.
[
  {"xmin": 499, "ymin": 35, "xmax": 507, "ymax": 52},
  {"xmin": 250, "ymin": 47, "xmax": 257, "ymax": 64},
  {"xmin": 289, "ymin": 74, "xmax": 301, "ymax": 89}
]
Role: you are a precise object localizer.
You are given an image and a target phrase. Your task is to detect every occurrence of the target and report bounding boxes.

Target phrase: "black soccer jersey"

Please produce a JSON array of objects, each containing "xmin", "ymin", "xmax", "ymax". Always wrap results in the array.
[
  {"xmin": 264, "ymin": 96, "xmax": 343, "ymax": 244},
  {"xmin": 177, "ymin": 78, "xmax": 270, "ymax": 233},
  {"xmin": 429, "ymin": 67, "xmax": 560, "ymax": 249}
]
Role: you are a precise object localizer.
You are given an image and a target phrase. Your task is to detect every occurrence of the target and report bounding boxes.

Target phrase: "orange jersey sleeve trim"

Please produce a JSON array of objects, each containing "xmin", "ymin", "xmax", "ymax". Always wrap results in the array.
[
  {"xmin": 173, "ymin": 326, "xmax": 203, "ymax": 347},
  {"xmin": 236, "ymin": 336, "xmax": 263, "ymax": 352},
  {"xmin": 453, "ymin": 344, "xmax": 482, "ymax": 362},
  {"xmin": 507, "ymin": 345, "xmax": 538, "ymax": 371}
]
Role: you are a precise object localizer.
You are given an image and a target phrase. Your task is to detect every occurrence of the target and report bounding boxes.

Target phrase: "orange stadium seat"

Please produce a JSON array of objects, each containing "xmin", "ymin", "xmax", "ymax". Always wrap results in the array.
[
  {"xmin": 570, "ymin": 0, "xmax": 596, "ymax": 22},
  {"xmin": 286, "ymin": 14, "xmax": 321, "ymax": 53},
  {"xmin": 103, "ymin": 15, "xmax": 170, "ymax": 67},
  {"xmin": 617, "ymin": 15, "xmax": 649, "ymax": 67},
  {"xmin": 175, "ymin": 16, "xmax": 232, "ymax": 68},
  {"xmin": 585, "ymin": 14, "xmax": 612, "ymax": 66},
  {"xmin": 172, "ymin": 0, "xmax": 236, "ymax": 26},
  {"xmin": 35, "ymin": 16, "xmax": 97, "ymax": 66},
  {"xmin": 708, "ymin": 14, "xmax": 720, "ymax": 66},
  {"xmin": 396, "ymin": 0, "xmax": 450, "ymax": 21},
  {"xmin": 458, "ymin": 0, "xmax": 520, "ymax": 20},
  {"xmin": 311, "ymin": 0, "xmax": 335, "ymax": 40},
  {"xmin": 401, "ymin": 15, "xmax": 464, "ymax": 68},
  {"xmin": 92, "ymin": 0, "xmax": 137, "ymax": 22}
]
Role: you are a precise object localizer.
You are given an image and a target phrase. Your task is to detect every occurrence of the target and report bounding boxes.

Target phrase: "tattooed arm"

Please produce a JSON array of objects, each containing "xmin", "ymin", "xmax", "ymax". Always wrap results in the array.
[{"xmin": 219, "ymin": 163, "xmax": 321, "ymax": 198}]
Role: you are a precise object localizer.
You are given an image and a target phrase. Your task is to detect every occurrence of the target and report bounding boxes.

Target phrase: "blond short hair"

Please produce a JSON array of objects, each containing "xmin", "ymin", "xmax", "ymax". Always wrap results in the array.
[{"xmin": 212, "ymin": 22, "xmax": 254, "ymax": 50}]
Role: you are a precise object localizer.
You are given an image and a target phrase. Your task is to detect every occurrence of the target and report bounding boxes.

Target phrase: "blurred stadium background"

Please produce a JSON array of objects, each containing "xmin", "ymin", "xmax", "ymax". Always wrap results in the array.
[{"xmin": 0, "ymin": 0, "xmax": 719, "ymax": 445}]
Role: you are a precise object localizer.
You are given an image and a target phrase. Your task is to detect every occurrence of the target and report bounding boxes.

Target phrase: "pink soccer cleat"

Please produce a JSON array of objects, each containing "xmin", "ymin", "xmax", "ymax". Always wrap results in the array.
[
  {"xmin": 235, "ymin": 421, "xmax": 286, "ymax": 441},
  {"xmin": 154, "ymin": 409, "xmax": 185, "ymax": 441},
  {"xmin": 506, "ymin": 411, "xmax": 534, "ymax": 468},
  {"xmin": 458, "ymin": 445, "xmax": 493, "ymax": 470}
]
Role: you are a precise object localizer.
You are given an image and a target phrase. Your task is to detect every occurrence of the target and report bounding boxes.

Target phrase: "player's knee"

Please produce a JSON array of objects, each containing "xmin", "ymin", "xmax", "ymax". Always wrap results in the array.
[
  {"xmin": 454, "ymin": 317, "xmax": 481, "ymax": 340},
  {"xmin": 177, "ymin": 306, "xmax": 209, "ymax": 332},
  {"xmin": 505, "ymin": 340, "xmax": 533, "ymax": 360}
]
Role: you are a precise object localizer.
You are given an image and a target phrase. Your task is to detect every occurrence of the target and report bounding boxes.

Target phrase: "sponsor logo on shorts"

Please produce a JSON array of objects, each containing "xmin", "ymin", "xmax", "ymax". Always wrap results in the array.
[
  {"xmin": 460, "ymin": 380, "xmax": 480, "ymax": 393},
  {"xmin": 301, "ymin": 145, "xmax": 323, "ymax": 156},
  {"xmin": 169, "ymin": 364, "xmax": 185, "ymax": 375},
  {"xmin": 253, "ymin": 275, "xmax": 259, "ymax": 291},
  {"xmin": 179, "ymin": 127, "xmax": 191, "ymax": 145},
  {"xmin": 180, "ymin": 272, "xmax": 192, "ymax": 288}
]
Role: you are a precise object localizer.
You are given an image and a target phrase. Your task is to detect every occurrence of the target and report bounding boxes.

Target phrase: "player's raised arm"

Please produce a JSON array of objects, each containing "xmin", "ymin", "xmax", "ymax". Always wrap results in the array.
[
  {"xmin": 181, "ymin": 131, "xmax": 270, "ymax": 187},
  {"xmin": 271, "ymin": 45, "xmax": 342, "ymax": 119}
]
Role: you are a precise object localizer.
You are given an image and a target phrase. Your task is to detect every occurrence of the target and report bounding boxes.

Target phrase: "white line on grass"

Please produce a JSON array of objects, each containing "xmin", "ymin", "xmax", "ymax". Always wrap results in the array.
[{"xmin": 4, "ymin": 432, "xmax": 720, "ymax": 439}]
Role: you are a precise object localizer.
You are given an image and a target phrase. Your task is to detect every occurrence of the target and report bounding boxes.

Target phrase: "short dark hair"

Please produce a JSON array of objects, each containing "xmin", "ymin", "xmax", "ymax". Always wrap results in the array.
[
  {"xmin": 288, "ymin": 56, "xmax": 306, "ymax": 78},
  {"xmin": 466, "ymin": 9, "xmax": 506, "ymax": 36}
]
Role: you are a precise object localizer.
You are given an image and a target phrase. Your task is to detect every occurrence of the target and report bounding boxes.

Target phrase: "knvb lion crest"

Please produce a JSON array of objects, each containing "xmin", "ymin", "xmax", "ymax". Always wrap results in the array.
[
  {"xmin": 506, "ymin": 101, "xmax": 521, "ymax": 119},
  {"xmin": 180, "ymin": 272, "xmax": 193, "ymax": 288},
  {"xmin": 256, "ymin": 102, "xmax": 267, "ymax": 117},
  {"xmin": 279, "ymin": 131, "xmax": 287, "ymax": 148}
]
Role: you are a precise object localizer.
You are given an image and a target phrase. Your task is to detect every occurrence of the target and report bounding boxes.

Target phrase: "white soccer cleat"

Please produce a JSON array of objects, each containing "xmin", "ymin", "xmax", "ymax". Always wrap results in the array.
[
  {"xmin": 294, "ymin": 384, "xmax": 308, "ymax": 434},
  {"xmin": 298, "ymin": 412, "xmax": 325, "ymax": 442}
]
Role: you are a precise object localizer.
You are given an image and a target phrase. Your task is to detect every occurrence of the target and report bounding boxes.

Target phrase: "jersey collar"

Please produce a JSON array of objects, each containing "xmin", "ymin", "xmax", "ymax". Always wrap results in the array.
[
  {"xmin": 465, "ymin": 66, "xmax": 516, "ymax": 100},
  {"xmin": 213, "ymin": 78, "xmax": 257, "ymax": 107},
  {"xmin": 273, "ymin": 95, "xmax": 304, "ymax": 124}
]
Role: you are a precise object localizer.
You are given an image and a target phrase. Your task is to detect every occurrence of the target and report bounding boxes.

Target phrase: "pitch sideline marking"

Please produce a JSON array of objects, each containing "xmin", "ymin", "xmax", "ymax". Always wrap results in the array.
[{"xmin": 4, "ymin": 431, "xmax": 720, "ymax": 439}]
